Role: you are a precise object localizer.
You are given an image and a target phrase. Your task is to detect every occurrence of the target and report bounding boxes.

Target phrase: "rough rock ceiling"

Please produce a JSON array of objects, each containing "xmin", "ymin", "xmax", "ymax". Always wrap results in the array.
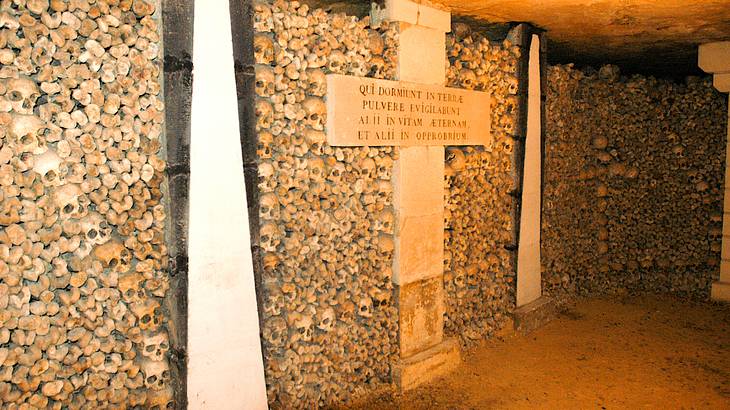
[{"xmin": 304, "ymin": 0, "xmax": 730, "ymax": 78}]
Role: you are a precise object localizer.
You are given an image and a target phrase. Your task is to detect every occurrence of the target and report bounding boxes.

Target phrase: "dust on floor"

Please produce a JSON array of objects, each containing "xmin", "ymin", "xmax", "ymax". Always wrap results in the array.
[{"xmin": 353, "ymin": 296, "xmax": 730, "ymax": 409}]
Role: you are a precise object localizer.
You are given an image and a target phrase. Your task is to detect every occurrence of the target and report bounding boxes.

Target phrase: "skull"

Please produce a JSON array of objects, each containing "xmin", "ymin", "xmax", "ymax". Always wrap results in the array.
[
  {"xmin": 453, "ymin": 267, "xmax": 466, "ymax": 288},
  {"xmin": 141, "ymin": 358, "xmax": 170, "ymax": 391},
  {"xmin": 253, "ymin": 1, "xmax": 273, "ymax": 32},
  {"xmin": 259, "ymin": 193, "xmax": 280, "ymax": 220},
  {"xmin": 289, "ymin": 311, "xmax": 314, "ymax": 343},
  {"xmin": 305, "ymin": 68, "xmax": 326, "ymax": 97},
  {"xmin": 79, "ymin": 212, "xmax": 112, "ymax": 246},
  {"xmin": 327, "ymin": 162, "xmax": 346, "ymax": 184},
  {"xmin": 255, "ymin": 65, "xmax": 275, "ymax": 97},
  {"xmin": 357, "ymin": 296, "xmax": 373, "ymax": 318},
  {"xmin": 118, "ymin": 272, "xmax": 146, "ymax": 304},
  {"xmin": 357, "ymin": 157, "xmax": 376, "ymax": 179},
  {"xmin": 460, "ymin": 68, "xmax": 477, "ymax": 90},
  {"xmin": 374, "ymin": 209, "xmax": 394, "ymax": 233},
  {"xmin": 146, "ymin": 386, "xmax": 174, "ymax": 410},
  {"xmin": 253, "ymin": 34, "xmax": 274, "ymax": 64},
  {"xmin": 260, "ymin": 221, "xmax": 282, "ymax": 252},
  {"xmin": 368, "ymin": 30, "xmax": 385, "ymax": 55},
  {"xmin": 303, "ymin": 127, "xmax": 326, "ymax": 156},
  {"xmin": 263, "ymin": 283, "xmax": 285, "ymax": 316},
  {"xmin": 262, "ymin": 317, "xmax": 287, "ymax": 348},
  {"xmin": 142, "ymin": 332, "xmax": 170, "ymax": 362},
  {"xmin": 347, "ymin": 52, "xmax": 368, "ymax": 77},
  {"xmin": 32, "ymin": 149, "xmax": 63, "ymax": 186},
  {"xmin": 10, "ymin": 114, "xmax": 46, "ymax": 154},
  {"xmin": 53, "ymin": 184, "xmax": 88, "ymax": 220},
  {"xmin": 255, "ymin": 99, "xmax": 273, "ymax": 130},
  {"xmin": 94, "ymin": 240, "xmax": 132, "ymax": 273},
  {"xmin": 257, "ymin": 131, "xmax": 273, "ymax": 159},
  {"xmin": 5, "ymin": 76, "xmax": 40, "ymax": 114},
  {"xmin": 507, "ymin": 77, "xmax": 519, "ymax": 94},
  {"xmin": 369, "ymin": 56, "xmax": 387, "ymax": 78},
  {"xmin": 307, "ymin": 157, "xmax": 326, "ymax": 183},
  {"xmin": 302, "ymin": 97, "xmax": 326, "ymax": 131},
  {"xmin": 316, "ymin": 306, "xmax": 336, "ymax": 332},
  {"xmin": 130, "ymin": 299, "xmax": 163, "ymax": 331},
  {"xmin": 446, "ymin": 148, "xmax": 466, "ymax": 173},
  {"xmin": 327, "ymin": 50, "xmax": 347, "ymax": 74}
]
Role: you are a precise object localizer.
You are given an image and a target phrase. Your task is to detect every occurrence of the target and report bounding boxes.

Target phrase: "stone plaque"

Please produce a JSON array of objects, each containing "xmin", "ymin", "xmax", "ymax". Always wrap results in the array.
[{"xmin": 326, "ymin": 74, "xmax": 491, "ymax": 147}]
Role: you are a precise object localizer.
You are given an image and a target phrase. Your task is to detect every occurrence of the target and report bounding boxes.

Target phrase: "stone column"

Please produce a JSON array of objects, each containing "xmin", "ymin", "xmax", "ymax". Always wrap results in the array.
[
  {"xmin": 373, "ymin": 0, "xmax": 459, "ymax": 391},
  {"xmin": 188, "ymin": 0, "xmax": 268, "ymax": 407},
  {"xmin": 516, "ymin": 34, "xmax": 543, "ymax": 307},
  {"xmin": 699, "ymin": 42, "xmax": 730, "ymax": 302}
]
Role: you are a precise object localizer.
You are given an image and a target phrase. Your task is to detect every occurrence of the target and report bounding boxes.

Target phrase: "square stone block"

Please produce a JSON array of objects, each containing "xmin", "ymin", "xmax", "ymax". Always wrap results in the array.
[
  {"xmin": 373, "ymin": 0, "xmax": 451, "ymax": 32},
  {"xmin": 714, "ymin": 73, "xmax": 730, "ymax": 92},
  {"xmin": 398, "ymin": 23, "xmax": 446, "ymax": 85},
  {"xmin": 397, "ymin": 277, "xmax": 445, "ymax": 357},
  {"xmin": 722, "ymin": 236, "xmax": 730, "ymax": 261},
  {"xmin": 711, "ymin": 281, "xmax": 730, "ymax": 302},
  {"xmin": 393, "ymin": 338, "xmax": 460, "ymax": 391},
  {"xmin": 512, "ymin": 296, "xmax": 556, "ymax": 335},
  {"xmin": 721, "ymin": 260, "xmax": 730, "ymax": 283},
  {"xmin": 699, "ymin": 42, "xmax": 730, "ymax": 74},
  {"xmin": 394, "ymin": 213, "xmax": 444, "ymax": 285},
  {"xmin": 394, "ymin": 146, "xmax": 445, "ymax": 216}
]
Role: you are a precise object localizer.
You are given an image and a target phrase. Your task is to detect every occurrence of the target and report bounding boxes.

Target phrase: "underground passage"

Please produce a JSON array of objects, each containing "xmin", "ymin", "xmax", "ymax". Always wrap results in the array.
[{"xmin": 0, "ymin": 0, "xmax": 729, "ymax": 408}]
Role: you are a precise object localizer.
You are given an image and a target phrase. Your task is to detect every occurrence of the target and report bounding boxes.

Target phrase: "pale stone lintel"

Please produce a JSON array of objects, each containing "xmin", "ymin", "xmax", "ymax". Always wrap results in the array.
[
  {"xmin": 699, "ymin": 42, "xmax": 730, "ymax": 74},
  {"xmin": 711, "ymin": 281, "xmax": 730, "ymax": 302},
  {"xmin": 393, "ymin": 338, "xmax": 460, "ymax": 391},
  {"xmin": 372, "ymin": 0, "xmax": 451, "ymax": 33},
  {"xmin": 715, "ymin": 73, "xmax": 730, "ymax": 93}
]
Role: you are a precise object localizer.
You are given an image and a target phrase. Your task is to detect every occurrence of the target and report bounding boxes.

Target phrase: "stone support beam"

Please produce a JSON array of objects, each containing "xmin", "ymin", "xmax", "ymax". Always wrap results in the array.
[{"xmin": 699, "ymin": 41, "xmax": 730, "ymax": 74}]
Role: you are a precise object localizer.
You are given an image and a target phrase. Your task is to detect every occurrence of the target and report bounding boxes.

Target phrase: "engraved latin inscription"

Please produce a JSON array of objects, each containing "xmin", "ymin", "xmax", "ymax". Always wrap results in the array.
[{"xmin": 326, "ymin": 74, "xmax": 491, "ymax": 147}]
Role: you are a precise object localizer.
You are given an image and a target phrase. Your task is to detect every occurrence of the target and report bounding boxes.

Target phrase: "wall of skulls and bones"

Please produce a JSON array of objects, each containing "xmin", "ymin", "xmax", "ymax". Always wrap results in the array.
[
  {"xmin": 542, "ymin": 64, "xmax": 728, "ymax": 301},
  {"xmin": 0, "ymin": 0, "xmax": 173, "ymax": 408}
]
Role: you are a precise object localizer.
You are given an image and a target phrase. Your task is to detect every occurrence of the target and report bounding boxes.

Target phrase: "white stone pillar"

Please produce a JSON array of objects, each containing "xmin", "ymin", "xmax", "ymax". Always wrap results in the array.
[
  {"xmin": 699, "ymin": 41, "xmax": 730, "ymax": 302},
  {"xmin": 373, "ymin": 0, "xmax": 459, "ymax": 391},
  {"xmin": 188, "ymin": 0, "xmax": 269, "ymax": 407},
  {"xmin": 516, "ymin": 34, "xmax": 543, "ymax": 307}
]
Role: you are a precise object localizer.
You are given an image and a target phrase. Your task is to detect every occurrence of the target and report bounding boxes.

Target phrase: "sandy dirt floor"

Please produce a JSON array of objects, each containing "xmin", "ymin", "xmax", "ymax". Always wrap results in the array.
[{"xmin": 353, "ymin": 296, "xmax": 730, "ymax": 409}]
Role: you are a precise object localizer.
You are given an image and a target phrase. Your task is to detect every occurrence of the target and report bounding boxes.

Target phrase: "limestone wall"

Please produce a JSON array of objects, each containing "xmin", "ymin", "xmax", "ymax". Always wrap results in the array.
[
  {"xmin": 543, "ymin": 64, "xmax": 728, "ymax": 300},
  {"xmin": 443, "ymin": 26, "xmax": 521, "ymax": 345},
  {"xmin": 0, "ymin": 0, "xmax": 173, "ymax": 408},
  {"xmin": 253, "ymin": 1, "xmax": 400, "ymax": 407}
]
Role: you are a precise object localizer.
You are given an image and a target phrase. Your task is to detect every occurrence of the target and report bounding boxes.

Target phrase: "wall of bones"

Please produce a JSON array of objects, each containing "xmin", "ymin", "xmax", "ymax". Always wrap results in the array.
[
  {"xmin": 253, "ymin": 1, "xmax": 400, "ymax": 408},
  {"xmin": 443, "ymin": 25, "xmax": 524, "ymax": 345},
  {"xmin": 543, "ymin": 64, "xmax": 728, "ymax": 300},
  {"xmin": 0, "ymin": 0, "xmax": 173, "ymax": 408}
]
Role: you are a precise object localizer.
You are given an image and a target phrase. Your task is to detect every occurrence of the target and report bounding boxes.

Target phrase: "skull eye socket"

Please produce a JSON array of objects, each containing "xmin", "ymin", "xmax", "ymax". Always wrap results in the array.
[
  {"xmin": 8, "ymin": 91, "xmax": 22, "ymax": 102},
  {"xmin": 20, "ymin": 134, "xmax": 35, "ymax": 145},
  {"xmin": 109, "ymin": 258, "xmax": 118, "ymax": 268},
  {"xmin": 63, "ymin": 203, "xmax": 74, "ymax": 214},
  {"xmin": 87, "ymin": 229, "xmax": 98, "ymax": 239},
  {"xmin": 310, "ymin": 113, "xmax": 319, "ymax": 121}
]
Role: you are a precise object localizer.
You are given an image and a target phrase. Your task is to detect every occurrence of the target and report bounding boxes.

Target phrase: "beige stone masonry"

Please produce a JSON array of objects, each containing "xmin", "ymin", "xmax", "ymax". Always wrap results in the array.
[
  {"xmin": 372, "ymin": 0, "xmax": 451, "ymax": 32},
  {"xmin": 715, "ymin": 74, "xmax": 730, "ymax": 93},
  {"xmin": 699, "ymin": 41, "xmax": 730, "ymax": 74}
]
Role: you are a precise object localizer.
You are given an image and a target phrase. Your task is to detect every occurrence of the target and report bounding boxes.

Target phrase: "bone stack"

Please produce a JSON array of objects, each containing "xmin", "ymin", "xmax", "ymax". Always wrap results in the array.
[
  {"xmin": 443, "ymin": 24, "xmax": 521, "ymax": 345},
  {"xmin": 254, "ymin": 1, "xmax": 399, "ymax": 407},
  {"xmin": 543, "ymin": 64, "xmax": 727, "ymax": 300},
  {"xmin": 0, "ymin": 0, "xmax": 172, "ymax": 408}
]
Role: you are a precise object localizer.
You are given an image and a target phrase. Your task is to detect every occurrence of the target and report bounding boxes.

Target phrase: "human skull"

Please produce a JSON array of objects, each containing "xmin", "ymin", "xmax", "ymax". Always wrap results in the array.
[
  {"xmin": 94, "ymin": 240, "xmax": 132, "ymax": 273},
  {"xmin": 357, "ymin": 157, "xmax": 376, "ymax": 179},
  {"xmin": 347, "ymin": 52, "xmax": 369, "ymax": 77},
  {"xmin": 357, "ymin": 296, "xmax": 373, "ymax": 318},
  {"xmin": 460, "ymin": 68, "xmax": 477, "ymax": 90},
  {"xmin": 374, "ymin": 209, "xmax": 394, "ymax": 233},
  {"xmin": 253, "ymin": 1, "xmax": 273, "ymax": 32},
  {"xmin": 289, "ymin": 311, "xmax": 314, "ymax": 343},
  {"xmin": 5, "ymin": 76, "xmax": 40, "ymax": 114},
  {"xmin": 146, "ymin": 386, "xmax": 174, "ymax": 410},
  {"xmin": 302, "ymin": 97, "xmax": 326, "ymax": 131},
  {"xmin": 262, "ymin": 317, "xmax": 287, "ymax": 348},
  {"xmin": 303, "ymin": 127, "xmax": 326, "ymax": 156},
  {"xmin": 53, "ymin": 184, "xmax": 88, "ymax": 220},
  {"xmin": 327, "ymin": 162, "xmax": 345, "ymax": 184},
  {"xmin": 257, "ymin": 131, "xmax": 273, "ymax": 159},
  {"xmin": 369, "ymin": 56, "xmax": 387, "ymax": 78},
  {"xmin": 253, "ymin": 34, "xmax": 274, "ymax": 64},
  {"xmin": 368, "ymin": 30, "xmax": 385, "ymax": 55},
  {"xmin": 305, "ymin": 68, "xmax": 326, "ymax": 97},
  {"xmin": 327, "ymin": 50, "xmax": 347, "ymax": 74},
  {"xmin": 141, "ymin": 332, "xmax": 170, "ymax": 362},
  {"xmin": 118, "ymin": 272, "xmax": 146, "ymax": 304},
  {"xmin": 141, "ymin": 358, "xmax": 170, "ymax": 391},
  {"xmin": 446, "ymin": 148, "xmax": 466, "ymax": 173},
  {"xmin": 10, "ymin": 114, "xmax": 46, "ymax": 154},
  {"xmin": 255, "ymin": 99, "xmax": 273, "ymax": 130},
  {"xmin": 32, "ymin": 149, "xmax": 63, "ymax": 186},
  {"xmin": 259, "ymin": 193, "xmax": 280, "ymax": 220},
  {"xmin": 131, "ymin": 299, "xmax": 163, "ymax": 331},
  {"xmin": 255, "ymin": 65, "xmax": 275, "ymax": 97},
  {"xmin": 80, "ymin": 212, "xmax": 112, "ymax": 246},
  {"xmin": 316, "ymin": 306, "xmax": 336, "ymax": 332},
  {"xmin": 260, "ymin": 221, "xmax": 282, "ymax": 252},
  {"xmin": 307, "ymin": 157, "xmax": 326, "ymax": 183}
]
